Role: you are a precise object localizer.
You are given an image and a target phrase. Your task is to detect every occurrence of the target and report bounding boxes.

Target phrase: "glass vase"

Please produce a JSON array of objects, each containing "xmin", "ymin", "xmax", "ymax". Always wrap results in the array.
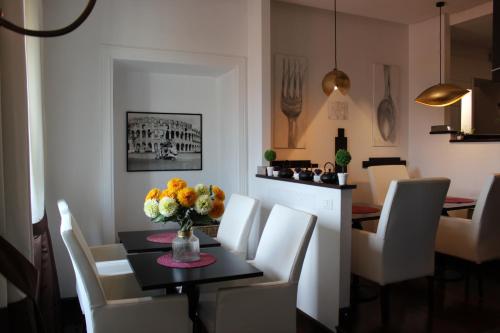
[{"xmin": 172, "ymin": 229, "xmax": 200, "ymax": 262}]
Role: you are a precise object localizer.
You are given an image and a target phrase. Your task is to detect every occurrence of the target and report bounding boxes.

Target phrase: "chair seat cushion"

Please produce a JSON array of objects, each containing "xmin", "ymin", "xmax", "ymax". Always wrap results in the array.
[{"xmin": 96, "ymin": 259, "xmax": 132, "ymax": 276}]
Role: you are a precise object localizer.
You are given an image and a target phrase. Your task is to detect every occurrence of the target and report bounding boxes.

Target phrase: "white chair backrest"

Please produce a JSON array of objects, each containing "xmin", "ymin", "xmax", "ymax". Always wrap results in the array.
[
  {"xmin": 58, "ymin": 200, "xmax": 106, "ymax": 310},
  {"xmin": 254, "ymin": 204, "xmax": 317, "ymax": 283},
  {"xmin": 368, "ymin": 165, "xmax": 410, "ymax": 206},
  {"xmin": 216, "ymin": 194, "xmax": 259, "ymax": 255},
  {"xmin": 473, "ymin": 174, "xmax": 500, "ymax": 257},
  {"xmin": 376, "ymin": 178, "xmax": 450, "ymax": 281}
]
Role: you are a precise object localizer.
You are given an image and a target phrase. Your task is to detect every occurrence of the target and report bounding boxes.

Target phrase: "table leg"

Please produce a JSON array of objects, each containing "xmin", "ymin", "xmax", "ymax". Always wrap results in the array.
[{"xmin": 184, "ymin": 285, "xmax": 200, "ymax": 321}]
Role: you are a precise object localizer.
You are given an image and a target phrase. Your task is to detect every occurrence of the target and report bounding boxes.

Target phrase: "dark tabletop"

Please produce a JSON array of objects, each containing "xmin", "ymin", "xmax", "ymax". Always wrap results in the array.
[
  {"xmin": 118, "ymin": 228, "xmax": 220, "ymax": 253},
  {"xmin": 352, "ymin": 201, "xmax": 476, "ymax": 224},
  {"xmin": 127, "ymin": 247, "xmax": 263, "ymax": 290}
]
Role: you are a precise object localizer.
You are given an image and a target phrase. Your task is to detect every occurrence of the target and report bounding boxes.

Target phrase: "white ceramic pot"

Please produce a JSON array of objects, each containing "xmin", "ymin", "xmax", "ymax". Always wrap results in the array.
[
  {"xmin": 272, "ymin": 170, "xmax": 279, "ymax": 177},
  {"xmin": 313, "ymin": 175, "xmax": 321, "ymax": 183},
  {"xmin": 293, "ymin": 172, "xmax": 300, "ymax": 180},
  {"xmin": 267, "ymin": 166, "xmax": 274, "ymax": 177},
  {"xmin": 338, "ymin": 173, "xmax": 348, "ymax": 186}
]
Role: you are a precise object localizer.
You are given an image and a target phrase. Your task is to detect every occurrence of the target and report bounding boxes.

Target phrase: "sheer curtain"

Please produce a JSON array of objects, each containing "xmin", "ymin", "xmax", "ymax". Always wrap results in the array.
[{"xmin": 25, "ymin": 0, "xmax": 45, "ymax": 224}]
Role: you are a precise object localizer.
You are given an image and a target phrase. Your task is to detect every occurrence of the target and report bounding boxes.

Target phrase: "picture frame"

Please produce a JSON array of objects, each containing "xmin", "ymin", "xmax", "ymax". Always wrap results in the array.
[{"xmin": 126, "ymin": 111, "xmax": 202, "ymax": 172}]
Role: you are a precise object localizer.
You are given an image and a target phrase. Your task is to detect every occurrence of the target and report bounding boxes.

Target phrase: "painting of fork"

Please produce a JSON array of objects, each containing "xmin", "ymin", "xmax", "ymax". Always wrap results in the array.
[{"xmin": 273, "ymin": 54, "xmax": 308, "ymax": 149}]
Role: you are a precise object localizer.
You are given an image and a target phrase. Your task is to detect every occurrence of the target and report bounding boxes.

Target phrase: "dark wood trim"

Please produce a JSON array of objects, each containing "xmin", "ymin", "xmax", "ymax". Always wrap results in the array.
[
  {"xmin": 255, "ymin": 175, "xmax": 357, "ymax": 190},
  {"xmin": 429, "ymin": 130, "xmax": 459, "ymax": 135},
  {"xmin": 270, "ymin": 160, "xmax": 318, "ymax": 168},
  {"xmin": 362, "ymin": 157, "xmax": 406, "ymax": 169}
]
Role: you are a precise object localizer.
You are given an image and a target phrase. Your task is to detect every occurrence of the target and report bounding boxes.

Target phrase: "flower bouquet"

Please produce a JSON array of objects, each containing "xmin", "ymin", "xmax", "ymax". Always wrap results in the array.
[{"xmin": 143, "ymin": 178, "xmax": 225, "ymax": 262}]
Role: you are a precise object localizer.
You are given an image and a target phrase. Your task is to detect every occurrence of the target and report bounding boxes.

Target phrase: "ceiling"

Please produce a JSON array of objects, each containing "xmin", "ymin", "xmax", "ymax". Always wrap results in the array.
[{"xmin": 277, "ymin": 0, "xmax": 492, "ymax": 24}]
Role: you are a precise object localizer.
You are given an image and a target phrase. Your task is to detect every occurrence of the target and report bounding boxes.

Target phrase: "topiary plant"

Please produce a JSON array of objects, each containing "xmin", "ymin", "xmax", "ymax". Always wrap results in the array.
[
  {"xmin": 335, "ymin": 149, "xmax": 351, "ymax": 173},
  {"xmin": 264, "ymin": 149, "xmax": 277, "ymax": 165}
]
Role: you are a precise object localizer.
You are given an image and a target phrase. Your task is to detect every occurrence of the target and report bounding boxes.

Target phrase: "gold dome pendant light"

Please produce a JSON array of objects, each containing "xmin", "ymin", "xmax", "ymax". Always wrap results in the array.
[
  {"xmin": 322, "ymin": 0, "xmax": 351, "ymax": 96},
  {"xmin": 415, "ymin": 2, "xmax": 468, "ymax": 107}
]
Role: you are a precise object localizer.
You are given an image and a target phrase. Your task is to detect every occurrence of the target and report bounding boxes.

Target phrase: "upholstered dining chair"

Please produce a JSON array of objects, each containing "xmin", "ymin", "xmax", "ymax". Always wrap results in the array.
[
  {"xmin": 57, "ymin": 200, "xmax": 132, "ymax": 277},
  {"xmin": 59, "ymin": 200, "xmax": 192, "ymax": 333},
  {"xmin": 216, "ymin": 194, "xmax": 259, "ymax": 259},
  {"xmin": 351, "ymin": 178, "xmax": 450, "ymax": 324},
  {"xmin": 198, "ymin": 204, "xmax": 317, "ymax": 333},
  {"xmin": 435, "ymin": 174, "xmax": 500, "ymax": 299},
  {"xmin": 367, "ymin": 164, "xmax": 410, "ymax": 206}
]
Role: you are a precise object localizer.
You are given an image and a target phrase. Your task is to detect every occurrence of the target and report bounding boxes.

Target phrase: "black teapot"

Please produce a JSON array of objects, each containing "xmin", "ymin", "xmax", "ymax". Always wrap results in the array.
[
  {"xmin": 278, "ymin": 167, "xmax": 293, "ymax": 178},
  {"xmin": 298, "ymin": 168, "xmax": 314, "ymax": 181},
  {"xmin": 320, "ymin": 162, "xmax": 338, "ymax": 184}
]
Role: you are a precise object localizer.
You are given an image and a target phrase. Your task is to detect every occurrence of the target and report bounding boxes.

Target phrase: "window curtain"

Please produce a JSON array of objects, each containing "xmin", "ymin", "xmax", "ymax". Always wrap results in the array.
[
  {"xmin": 25, "ymin": 0, "xmax": 45, "ymax": 224},
  {"xmin": 24, "ymin": 1, "xmax": 62, "ymax": 332},
  {"xmin": 0, "ymin": 0, "xmax": 36, "ymax": 330}
]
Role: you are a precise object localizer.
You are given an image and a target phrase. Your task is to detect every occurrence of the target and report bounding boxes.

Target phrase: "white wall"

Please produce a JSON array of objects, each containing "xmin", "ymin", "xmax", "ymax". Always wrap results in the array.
[
  {"xmin": 408, "ymin": 16, "xmax": 500, "ymax": 198},
  {"xmin": 113, "ymin": 70, "xmax": 214, "ymax": 231},
  {"xmin": 43, "ymin": 0, "xmax": 252, "ymax": 297},
  {"xmin": 270, "ymin": 2, "xmax": 409, "ymax": 202}
]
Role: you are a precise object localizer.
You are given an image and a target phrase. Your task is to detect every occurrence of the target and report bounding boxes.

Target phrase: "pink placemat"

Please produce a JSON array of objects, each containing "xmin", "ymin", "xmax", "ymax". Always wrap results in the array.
[
  {"xmin": 146, "ymin": 231, "xmax": 177, "ymax": 244},
  {"xmin": 157, "ymin": 252, "xmax": 217, "ymax": 269},
  {"xmin": 445, "ymin": 197, "xmax": 475, "ymax": 204},
  {"xmin": 352, "ymin": 205, "xmax": 381, "ymax": 214}
]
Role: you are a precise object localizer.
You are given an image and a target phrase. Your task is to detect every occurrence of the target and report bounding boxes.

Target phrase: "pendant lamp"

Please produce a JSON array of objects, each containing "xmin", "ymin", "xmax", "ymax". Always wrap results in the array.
[
  {"xmin": 322, "ymin": 0, "xmax": 350, "ymax": 96},
  {"xmin": 415, "ymin": 2, "xmax": 468, "ymax": 107},
  {"xmin": 0, "ymin": 0, "xmax": 96, "ymax": 37}
]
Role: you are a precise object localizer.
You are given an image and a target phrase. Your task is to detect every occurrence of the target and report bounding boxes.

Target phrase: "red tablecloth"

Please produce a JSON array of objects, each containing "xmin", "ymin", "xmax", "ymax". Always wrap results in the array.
[
  {"xmin": 445, "ymin": 197, "xmax": 475, "ymax": 204},
  {"xmin": 146, "ymin": 231, "xmax": 177, "ymax": 244},
  {"xmin": 157, "ymin": 252, "xmax": 216, "ymax": 269}
]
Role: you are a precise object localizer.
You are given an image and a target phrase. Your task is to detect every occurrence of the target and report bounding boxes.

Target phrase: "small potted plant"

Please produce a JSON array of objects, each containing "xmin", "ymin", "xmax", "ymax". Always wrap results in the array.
[
  {"xmin": 335, "ymin": 149, "xmax": 351, "ymax": 186},
  {"xmin": 264, "ymin": 149, "xmax": 277, "ymax": 176}
]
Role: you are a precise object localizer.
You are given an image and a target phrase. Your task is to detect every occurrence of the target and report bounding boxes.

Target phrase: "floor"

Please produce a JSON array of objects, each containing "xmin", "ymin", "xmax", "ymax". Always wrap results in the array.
[{"xmin": 63, "ymin": 258, "xmax": 500, "ymax": 333}]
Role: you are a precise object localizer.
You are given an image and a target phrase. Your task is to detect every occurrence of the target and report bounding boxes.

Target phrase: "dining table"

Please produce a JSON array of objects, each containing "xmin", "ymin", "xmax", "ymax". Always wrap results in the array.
[
  {"xmin": 127, "ymin": 246, "xmax": 263, "ymax": 322},
  {"xmin": 352, "ymin": 198, "xmax": 476, "ymax": 228},
  {"xmin": 118, "ymin": 228, "xmax": 220, "ymax": 253}
]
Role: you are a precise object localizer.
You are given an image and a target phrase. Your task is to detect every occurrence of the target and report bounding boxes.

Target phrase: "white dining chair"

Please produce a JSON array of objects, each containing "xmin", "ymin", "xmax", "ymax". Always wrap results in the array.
[
  {"xmin": 57, "ymin": 200, "xmax": 132, "ymax": 277},
  {"xmin": 216, "ymin": 194, "xmax": 259, "ymax": 259},
  {"xmin": 367, "ymin": 164, "xmax": 410, "ymax": 206},
  {"xmin": 198, "ymin": 204, "xmax": 317, "ymax": 333},
  {"xmin": 351, "ymin": 178, "xmax": 450, "ymax": 324},
  {"xmin": 59, "ymin": 200, "xmax": 192, "ymax": 333},
  {"xmin": 435, "ymin": 174, "xmax": 500, "ymax": 299}
]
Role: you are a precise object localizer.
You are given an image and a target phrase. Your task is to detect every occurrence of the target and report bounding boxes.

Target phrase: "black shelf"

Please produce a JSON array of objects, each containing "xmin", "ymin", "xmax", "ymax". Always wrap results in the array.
[
  {"xmin": 450, "ymin": 134, "xmax": 500, "ymax": 143},
  {"xmin": 255, "ymin": 174, "xmax": 357, "ymax": 190}
]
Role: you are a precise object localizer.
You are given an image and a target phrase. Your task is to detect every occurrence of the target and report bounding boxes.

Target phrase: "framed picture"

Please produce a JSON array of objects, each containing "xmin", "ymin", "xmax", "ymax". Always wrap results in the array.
[
  {"xmin": 372, "ymin": 64, "xmax": 400, "ymax": 147},
  {"xmin": 273, "ymin": 53, "xmax": 308, "ymax": 149},
  {"xmin": 126, "ymin": 112, "xmax": 202, "ymax": 172}
]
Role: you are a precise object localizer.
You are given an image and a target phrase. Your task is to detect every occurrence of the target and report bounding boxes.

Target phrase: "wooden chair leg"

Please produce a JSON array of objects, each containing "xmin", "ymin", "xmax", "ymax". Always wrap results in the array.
[
  {"xmin": 477, "ymin": 263, "xmax": 484, "ymax": 301},
  {"xmin": 380, "ymin": 284, "xmax": 391, "ymax": 325},
  {"xmin": 464, "ymin": 262, "xmax": 471, "ymax": 301},
  {"xmin": 427, "ymin": 276, "xmax": 434, "ymax": 316}
]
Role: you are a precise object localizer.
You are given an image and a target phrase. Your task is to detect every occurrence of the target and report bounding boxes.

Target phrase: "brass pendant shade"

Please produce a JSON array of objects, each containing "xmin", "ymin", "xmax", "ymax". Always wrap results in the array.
[
  {"xmin": 415, "ymin": 2, "xmax": 467, "ymax": 107},
  {"xmin": 322, "ymin": 68, "xmax": 351, "ymax": 96},
  {"xmin": 322, "ymin": 0, "xmax": 350, "ymax": 96},
  {"xmin": 415, "ymin": 83, "xmax": 469, "ymax": 107}
]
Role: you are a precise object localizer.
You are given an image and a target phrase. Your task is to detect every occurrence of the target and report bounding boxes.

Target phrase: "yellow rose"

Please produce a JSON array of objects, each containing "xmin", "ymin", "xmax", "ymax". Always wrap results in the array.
[
  {"xmin": 212, "ymin": 185, "xmax": 225, "ymax": 201},
  {"xmin": 209, "ymin": 199, "xmax": 225, "ymax": 219},
  {"xmin": 145, "ymin": 188, "xmax": 161, "ymax": 201},
  {"xmin": 167, "ymin": 178, "xmax": 187, "ymax": 192},
  {"xmin": 177, "ymin": 187, "xmax": 197, "ymax": 207}
]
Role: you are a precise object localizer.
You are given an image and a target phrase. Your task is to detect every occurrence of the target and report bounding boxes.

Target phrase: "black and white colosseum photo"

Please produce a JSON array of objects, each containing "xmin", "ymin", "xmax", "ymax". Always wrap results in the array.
[{"xmin": 126, "ymin": 112, "xmax": 202, "ymax": 171}]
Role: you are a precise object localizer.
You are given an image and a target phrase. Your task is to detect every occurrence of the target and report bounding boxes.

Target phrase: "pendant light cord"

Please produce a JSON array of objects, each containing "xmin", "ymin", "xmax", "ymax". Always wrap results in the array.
[
  {"xmin": 439, "ymin": 3, "xmax": 442, "ymax": 84},
  {"xmin": 334, "ymin": 0, "xmax": 338, "ymax": 69}
]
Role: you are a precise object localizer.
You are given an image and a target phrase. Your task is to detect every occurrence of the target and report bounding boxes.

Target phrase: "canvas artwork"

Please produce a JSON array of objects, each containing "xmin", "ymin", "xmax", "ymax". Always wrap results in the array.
[
  {"xmin": 372, "ymin": 64, "xmax": 400, "ymax": 147},
  {"xmin": 273, "ymin": 54, "xmax": 308, "ymax": 149},
  {"xmin": 127, "ymin": 112, "xmax": 202, "ymax": 171}
]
